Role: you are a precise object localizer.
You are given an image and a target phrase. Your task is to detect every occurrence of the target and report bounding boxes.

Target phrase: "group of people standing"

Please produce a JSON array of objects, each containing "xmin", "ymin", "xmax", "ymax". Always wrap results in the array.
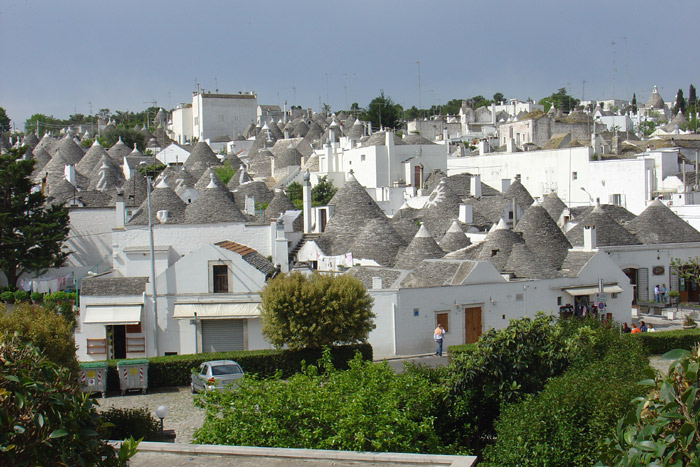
[
  {"xmin": 654, "ymin": 284, "xmax": 668, "ymax": 303},
  {"xmin": 622, "ymin": 320, "xmax": 655, "ymax": 333}
]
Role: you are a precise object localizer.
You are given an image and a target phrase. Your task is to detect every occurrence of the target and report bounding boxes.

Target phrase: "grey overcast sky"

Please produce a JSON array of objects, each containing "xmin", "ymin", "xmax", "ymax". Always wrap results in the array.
[{"xmin": 1, "ymin": 0, "xmax": 698, "ymax": 130}]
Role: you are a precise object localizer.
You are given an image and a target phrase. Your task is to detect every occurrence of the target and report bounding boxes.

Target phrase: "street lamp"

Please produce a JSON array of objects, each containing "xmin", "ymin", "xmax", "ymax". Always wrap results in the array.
[
  {"xmin": 580, "ymin": 187, "xmax": 594, "ymax": 205},
  {"xmin": 155, "ymin": 405, "xmax": 167, "ymax": 431}
]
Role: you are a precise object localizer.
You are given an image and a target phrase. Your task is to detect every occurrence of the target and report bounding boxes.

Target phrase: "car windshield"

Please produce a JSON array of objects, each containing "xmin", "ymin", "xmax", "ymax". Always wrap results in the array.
[{"xmin": 211, "ymin": 364, "xmax": 242, "ymax": 376}]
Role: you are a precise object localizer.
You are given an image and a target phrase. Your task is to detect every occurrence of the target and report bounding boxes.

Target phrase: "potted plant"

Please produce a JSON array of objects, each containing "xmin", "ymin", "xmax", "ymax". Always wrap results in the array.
[{"xmin": 683, "ymin": 314, "xmax": 697, "ymax": 329}]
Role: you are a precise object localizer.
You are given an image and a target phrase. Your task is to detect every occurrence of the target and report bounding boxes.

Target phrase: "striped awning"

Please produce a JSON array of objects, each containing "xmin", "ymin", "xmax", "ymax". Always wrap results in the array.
[
  {"xmin": 173, "ymin": 303, "xmax": 261, "ymax": 319},
  {"xmin": 83, "ymin": 305, "xmax": 142, "ymax": 325}
]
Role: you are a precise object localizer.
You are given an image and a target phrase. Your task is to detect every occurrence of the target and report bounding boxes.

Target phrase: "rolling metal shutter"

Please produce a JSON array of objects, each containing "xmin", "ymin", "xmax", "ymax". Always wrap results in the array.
[
  {"xmin": 637, "ymin": 268, "xmax": 649, "ymax": 302},
  {"xmin": 201, "ymin": 320, "xmax": 244, "ymax": 353}
]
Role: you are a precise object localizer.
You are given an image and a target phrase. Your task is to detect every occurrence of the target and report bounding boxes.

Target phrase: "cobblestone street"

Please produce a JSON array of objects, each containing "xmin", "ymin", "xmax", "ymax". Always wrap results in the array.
[{"xmin": 96, "ymin": 387, "xmax": 204, "ymax": 443}]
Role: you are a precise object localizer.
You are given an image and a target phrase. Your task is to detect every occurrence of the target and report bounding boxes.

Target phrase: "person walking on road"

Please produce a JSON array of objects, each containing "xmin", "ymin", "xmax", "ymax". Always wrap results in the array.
[{"xmin": 434, "ymin": 324, "xmax": 446, "ymax": 357}]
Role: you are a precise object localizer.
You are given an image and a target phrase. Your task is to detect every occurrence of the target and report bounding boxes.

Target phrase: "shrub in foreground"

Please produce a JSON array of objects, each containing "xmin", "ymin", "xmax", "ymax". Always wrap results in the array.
[
  {"xmin": 100, "ymin": 407, "xmax": 161, "ymax": 441},
  {"xmin": 483, "ymin": 336, "xmax": 648, "ymax": 466},
  {"xmin": 0, "ymin": 334, "xmax": 137, "ymax": 466},
  {"xmin": 193, "ymin": 349, "xmax": 448, "ymax": 453}
]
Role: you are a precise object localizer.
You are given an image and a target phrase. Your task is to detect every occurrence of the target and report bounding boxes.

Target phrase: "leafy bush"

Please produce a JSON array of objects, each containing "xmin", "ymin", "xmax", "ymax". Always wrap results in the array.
[
  {"xmin": 193, "ymin": 349, "xmax": 449, "ymax": 454},
  {"xmin": 0, "ymin": 303, "xmax": 78, "ymax": 375},
  {"xmin": 102, "ymin": 344, "xmax": 372, "ymax": 391},
  {"xmin": 0, "ymin": 291, "xmax": 13, "ymax": 303},
  {"xmin": 446, "ymin": 315, "xmax": 619, "ymax": 454},
  {"xmin": 630, "ymin": 328, "xmax": 700, "ymax": 354},
  {"xmin": 30, "ymin": 292, "xmax": 42, "ymax": 303},
  {"xmin": 100, "ymin": 407, "xmax": 161, "ymax": 441},
  {"xmin": 260, "ymin": 271, "xmax": 375, "ymax": 349},
  {"xmin": 483, "ymin": 336, "xmax": 648, "ymax": 466},
  {"xmin": 13, "ymin": 290, "xmax": 29, "ymax": 303},
  {"xmin": 0, "ymin": 334, "xmax": 137, "ymax": 466},
  {"xmin": 42, "ymin": 291, "xmax": 77, "ymax": 327},
  {"xmin": 446, "ymin": 343, "xmax": 477, "ymax": 358},
  {"xmin": 597, "ymin": 347, "xmax": 700, "ymax": 465}
]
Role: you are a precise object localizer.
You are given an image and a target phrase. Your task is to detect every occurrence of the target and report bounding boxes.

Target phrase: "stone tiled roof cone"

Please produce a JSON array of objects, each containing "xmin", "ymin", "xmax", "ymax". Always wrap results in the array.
[
  {"xmin": 349, "ymin": 217, "xmax": 407, "ymax": 267},
  {"xmin": 439, "ymin": 220, "xmax": 472, "ymax": 252},
  {"xmin": 185, "ymin": 173, "xmax": 246, "ymax": 224},
  {"xmin": 625, "ymin": 199, "xmax": 700, "ymax": 244},
  {"xmin": 394, "ymin": 224, "xmax": 445, "ymax": 270},
  {"xmin": 514, "ymin": 201, "xmax": 571, "ymax": 269},
  {"xmin": 128, "ymin": 179, "xmax": 187, "ymax": 225},
  {"xmin": 565, "ymin": 202, "xmax": 640, "ymax": 247}
]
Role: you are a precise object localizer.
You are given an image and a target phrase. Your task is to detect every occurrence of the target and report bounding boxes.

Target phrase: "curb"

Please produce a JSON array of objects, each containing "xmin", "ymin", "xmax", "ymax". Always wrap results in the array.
[{"xmin": 121, "ymin": 441, "xmax": 477, "ymax": 466}]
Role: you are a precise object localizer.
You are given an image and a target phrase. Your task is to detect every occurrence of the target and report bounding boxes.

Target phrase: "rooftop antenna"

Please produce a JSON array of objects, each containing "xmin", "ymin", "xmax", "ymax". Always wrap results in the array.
[
  {"xmin": 214, "ymin": 77, "xmax": 218, "ymax": 93},
  {"xmin": 416, "ymin": 61, "xmax": 422, "ymax": 117},
  {"xmin": 611, "ymin": 40, "xmax": 617, "ymax": 102}
]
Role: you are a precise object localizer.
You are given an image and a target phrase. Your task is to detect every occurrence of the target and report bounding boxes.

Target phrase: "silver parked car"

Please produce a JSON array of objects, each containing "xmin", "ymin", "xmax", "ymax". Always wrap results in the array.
[{"xmin": 191, "ymin": 360, "xmax": 244, "ymax": 393}]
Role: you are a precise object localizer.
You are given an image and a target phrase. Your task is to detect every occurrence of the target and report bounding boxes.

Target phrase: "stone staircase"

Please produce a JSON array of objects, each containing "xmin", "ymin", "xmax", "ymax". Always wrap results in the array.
[{"xmin": 289, "ymin": 232, "xmax": 322, "ymax": 266}]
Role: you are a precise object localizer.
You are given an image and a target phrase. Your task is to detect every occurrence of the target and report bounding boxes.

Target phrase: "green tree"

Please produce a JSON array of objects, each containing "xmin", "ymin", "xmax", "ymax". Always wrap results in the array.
[
  {"xmin": 638, "ymin": 120, "xmax": 656, "ymax": 137},
  {"xmin": 688, "ymin": 85, "xmax": 697, "ymax": 132},
  {"xmin": 631, "ymin": 93, "xmax": 638, "ymax": 113},
  {"xmin": 212, "ymin": 162, "xmax": 237, "ymax": 185},
  {"xmin": 466, "ymin": 95, "xmax": 490, "ymax": 109},
  {"xmin": 598, "ymin": 347, "xmax": 700, "ymax": 466},
  {"xmin": 484, "ymin": 334, "xmax": 647, "ymax": 466},
  {"xmin": 311, "ymin": 175, "xmax": 337, "ymax": 206},
  {"xmin": 260, "ymin": 271, "xmax": 375, "ymax": 350},
  {"xmin": 0, "ymin": 303, "xmax": 78, "ymax": 375},
  {"xmin": 492, "ymin": 92, "xmax": 504, "ymax": 104},
  {"xmin": 0, "ymin": 334, "xmax": 138, "ymax": 466},
  {"xmin": 24, "ymin": 114, "xmax": 63, "ymax": 136},
  {"xmin": 360, "ymin": 91, "xmax": 403, "ymax": 131},
  {"xmin": 674, "ymin": 88, "xmax": 686, "ymax": 115},
  {"xmin": 286, "ymin": 181, "xmax": 303, "ymax": 209},
  {"xmin": 0, "ymin": 147, "xmax": 70, "ymax": 289},
  {"xmin": 0, "ymin": 107, "xmax": 10, "ymax": 132},
  {"xmin": 193, "ymin": 349, "xmax": 446, "ymax": 453},
  {"xmin": 101, "ymin": 126, "xmax": 147, "ymax": 151},
  {"xmin": 538, "ymin": 88, "xmax": 580, "ymax": 114}
]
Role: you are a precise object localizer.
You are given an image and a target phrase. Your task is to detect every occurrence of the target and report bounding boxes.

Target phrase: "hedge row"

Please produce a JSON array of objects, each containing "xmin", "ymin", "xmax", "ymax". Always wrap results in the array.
[
  {"xmin": 97, "ymin": 344, "xmax": 372, "ymax": 392},
  {"xmin": 630, "ymin": 328, "xmax": 700, "ymax": 354},
  {"xmin": 446, "ymin": 343, "xmax": 477, "ymax": 358}
]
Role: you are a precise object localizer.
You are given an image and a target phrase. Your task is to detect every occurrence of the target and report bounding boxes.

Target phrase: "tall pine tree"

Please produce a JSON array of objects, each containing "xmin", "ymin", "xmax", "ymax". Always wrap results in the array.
[
  {"xmin": 673, "ymin": 88, "xmax": 686, "ymax": 115},
  {"xmin": 0, "ymin": 147, "xmax": 70, "ymax": 288}
]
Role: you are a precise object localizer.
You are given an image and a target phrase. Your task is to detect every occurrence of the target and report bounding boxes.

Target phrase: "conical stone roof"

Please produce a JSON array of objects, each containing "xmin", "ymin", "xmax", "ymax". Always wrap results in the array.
[
  {"xmin": 87, "ymin": 156, "xmax": 124, "ymax": 192},
  {"xmin": 394, "ymin": 224, "xmax": 445, "ymax": 270},
  {"xmin": 419, "ymin": 178, "xmax": 468, "ymax": 239},
  {"xmin": 504, "ymin": 178, "xmax": 534, "ymax": 213},
  {"xmin": 185, "ymin": 142, "xmax": 220, "ymax": 169},
  {"xmin": 390, "ymin": 217, "xmax": 421, "ymax": 244},
  {"xmin": 116, "ymin": 171, "xmax": 149, "ymax": 207},
  {"xmin": 439, "ymin": 220, "xmax": 472, "ymax": 252},
  {"xmin": 185, "ymin": 174, "xmax": 246, "ymax": 224},
  {"xmin": 127, "ymin": 179, "xmax": 187, "ymax": 225},
  {"xmin": 248, "ymin": 148, "xmax": 273, "ymax": 178},
  {"xmin": 541, "ymin": 191, "xmax": 567, "ymax": 222},
  {"xmin": 504, "ymin": 243, "xmax": 561, "ymax": 279},
  {"xmin": 346, "ymin": 119, "xmax": 365, "ymax": 139},
  {"xmin": 349, "ymin": 217, "xmax": 407, "ymax": 268},
  {"xmin": 321, "ymin": 172, "xmax": 389, "ymax": 256},
  {"xmin": 514, "ymin": 202, "xmax": 571, "ymax": 269},
  {"xmin": 35, "ymin": 134, "xmax": 58, "ymax": 156},
  {"xmin": 292, "ymin": 120, "xmax": 309, "ymax": 138},
  {"xmin": 107, "ymin": 138, "xmax": 132, "ymax": 164},
  {"xmin": 23, "ymin": 133, "xmax": 39, "ymax": 149},
  {"xmin": 475, "ymin": 219, "xmax": 526, "ymax": 272},
  {"xmin": 77, "ymin": 140, "xmax": 109, "ymax": 176},
  {"xmin": 264, "ymin": 189, "xmax": 296, "ymax": 222},
  {"xmin": 625, "ymin": 199, "xmax": 700, "ymax": 244},
  {"xmin": 55, "ymin": 135, "xmax": 85, "ymax": 165},
  {"xmin": 29, "ymin": 146, "xmax": 52, "ymax": 173},
  {"xmin": 227, "ymin": 164, "xmax": 253, "ymax": 191},
  {"xmin": 566, "ymin": 203, "xmax": 640, "ymax": 247},
  {"xmin": 232, "ymin": 180, "xmax": 273, "ymax": 212}
]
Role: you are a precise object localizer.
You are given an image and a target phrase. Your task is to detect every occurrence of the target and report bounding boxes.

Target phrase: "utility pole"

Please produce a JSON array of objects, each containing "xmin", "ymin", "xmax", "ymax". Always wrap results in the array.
[{"xmin": 416, "ymin": 61, "xmax": 422, "ymax": 117}]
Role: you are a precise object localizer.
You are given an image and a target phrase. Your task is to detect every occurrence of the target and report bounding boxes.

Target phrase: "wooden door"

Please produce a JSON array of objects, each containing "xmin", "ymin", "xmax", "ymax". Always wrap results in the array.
[{"xmin": 464, "ymin": 306, "xmax": 482, "ymax": 344}]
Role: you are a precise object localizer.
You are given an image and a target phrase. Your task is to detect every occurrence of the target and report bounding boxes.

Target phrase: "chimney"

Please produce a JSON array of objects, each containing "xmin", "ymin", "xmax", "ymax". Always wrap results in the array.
[
  {"xmin": 459, "ymin": 204, "xmax": 473, "ymax": 224},
  {"xmin": 65, "ymin": 164, "xmax": 76, "ymax": 186},
  {"xmin": 245, "ymin": 195, "xmax": 255, "ymax": 215},
  {"xmin": 584, "ymin": 225, "xmax": 597, "ymax": 250},
  {"xmin": 156, "ymin": 210, "xmax": 169, "ymax": 224},
  {"xmin": 478, "ymin": 139, "xmax": 488, "ymax": 155},
  {"xmin": 115, "ymin": 190, "xmax": 125, "ymax": 229},
  {"xmin": 473, "ymin": 174, "xmax": 482, "ymax": 198},
  {"xmin": 501, "ymin": 178, "xmax": 511, "ymax": 193},
  {"xmin": 302, "ymin": 170, "xmax": 312, "ymax": 233}
]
